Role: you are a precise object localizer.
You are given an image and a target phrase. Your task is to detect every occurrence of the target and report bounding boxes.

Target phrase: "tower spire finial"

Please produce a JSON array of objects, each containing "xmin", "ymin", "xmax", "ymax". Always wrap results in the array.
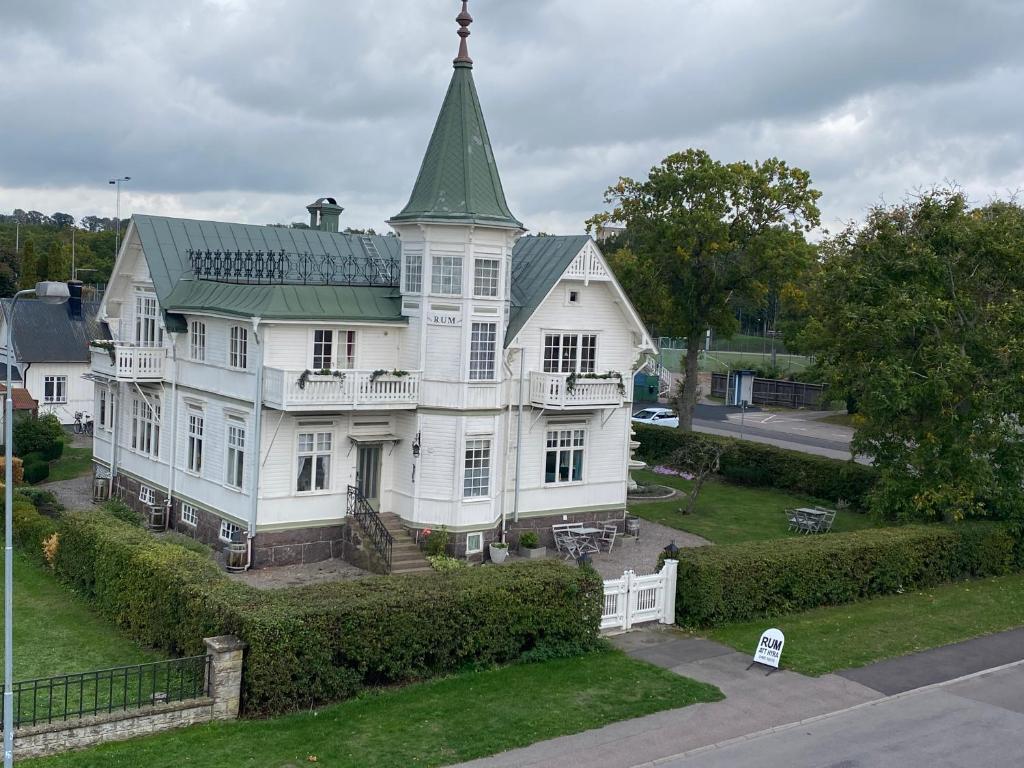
[{"xmin": 454, "ymin": 1, "xmax": 473, "ymax": 66}]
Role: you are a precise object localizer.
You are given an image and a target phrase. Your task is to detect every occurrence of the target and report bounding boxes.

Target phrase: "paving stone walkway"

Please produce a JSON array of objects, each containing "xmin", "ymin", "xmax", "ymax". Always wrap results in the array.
[
  {"xmin": 228, "ymin": 558, "xmax": 372, "ymax": 589},
  {"xmin": 41, "ymin": 472, "xmax": 97, "ymax": 511}
]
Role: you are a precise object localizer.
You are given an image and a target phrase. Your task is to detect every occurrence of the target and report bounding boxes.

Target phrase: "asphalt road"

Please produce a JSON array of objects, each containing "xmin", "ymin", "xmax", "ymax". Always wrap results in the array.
[{"xmin": 660, "ymin": 663, "xmax": 1024, "ymax": 768}]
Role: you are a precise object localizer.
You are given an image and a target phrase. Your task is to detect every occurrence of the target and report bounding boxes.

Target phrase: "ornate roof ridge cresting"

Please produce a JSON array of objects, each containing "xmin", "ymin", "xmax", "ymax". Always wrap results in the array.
[{"xmin": 185, "ymin": 248, "xmax": 400, "ymax": 287}]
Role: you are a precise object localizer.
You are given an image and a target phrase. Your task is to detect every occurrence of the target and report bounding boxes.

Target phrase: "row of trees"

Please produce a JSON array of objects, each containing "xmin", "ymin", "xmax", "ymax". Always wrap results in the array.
[{"xmin": 595, "ymin": 150, "xmax": 1024, "ymax": 523}]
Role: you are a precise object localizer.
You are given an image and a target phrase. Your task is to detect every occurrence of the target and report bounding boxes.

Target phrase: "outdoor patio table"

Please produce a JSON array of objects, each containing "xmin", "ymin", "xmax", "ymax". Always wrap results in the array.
[{"xmin": 570, "ymin": 528, "xmax": 602, "ymax": 556}]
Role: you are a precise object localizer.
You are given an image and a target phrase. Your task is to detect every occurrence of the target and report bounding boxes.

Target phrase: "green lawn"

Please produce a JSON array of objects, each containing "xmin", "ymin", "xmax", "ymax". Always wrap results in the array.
[
  {"xmin": 46, "ymin": 442, "xmax": 93, "ymax": 482},
  {"xmin": 26, "ymin": 651, "xmax": 722, "ymax": 768},
  {"xmin": 629, "ymin": 469, "xmax": 877, "ymax": 545},
  {"xmin": 2, "ymin": 552, "xmax": 160, "ymax": 683},
  {"xmin": 707, "ymin": 573, "xmax": 1024, "ymax": 676},
  {"xmin": 659, "ymin": 348, "xmax": 812, "ymax": 375}
]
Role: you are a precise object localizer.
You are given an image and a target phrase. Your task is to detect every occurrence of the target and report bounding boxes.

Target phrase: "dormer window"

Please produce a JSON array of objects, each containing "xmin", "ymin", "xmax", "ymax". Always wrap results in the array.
[{"xmin": 431, "ymin": 254, "xmax": 463, "ymax": 296}]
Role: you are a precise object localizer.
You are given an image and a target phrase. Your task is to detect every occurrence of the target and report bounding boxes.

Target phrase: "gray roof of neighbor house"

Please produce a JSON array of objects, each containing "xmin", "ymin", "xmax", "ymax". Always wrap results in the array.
[
  {"xmin": 0, "ymin": 364, "xmax": 22, "ymax": 383},
  {"xmin": 0, "ymin": 299, "xmax": 108, "ymax": 363},
  {"xmin": 131, "ymin": 215, "xmax": 405, "ymax": 323},
  {"xmin": 506, "ymin": 234, "xmax": 590, "ymax": 346}
]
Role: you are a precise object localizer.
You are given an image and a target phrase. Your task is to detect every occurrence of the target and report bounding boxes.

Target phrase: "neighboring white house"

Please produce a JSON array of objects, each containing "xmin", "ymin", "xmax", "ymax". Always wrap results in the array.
[
  {"xmin": 89, "ymin": 13, "xmax": 655, "ymax": 568},
  {"xmin": 0, "ymin": 284, "xmax": 107, "ymax": 425}
]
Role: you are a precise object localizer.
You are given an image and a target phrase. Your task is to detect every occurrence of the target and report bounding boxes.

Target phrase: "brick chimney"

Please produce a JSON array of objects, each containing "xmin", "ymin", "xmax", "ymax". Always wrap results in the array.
[{"xmin": 306, "ymin": 197, "xmax": 344, "ymax": 233}]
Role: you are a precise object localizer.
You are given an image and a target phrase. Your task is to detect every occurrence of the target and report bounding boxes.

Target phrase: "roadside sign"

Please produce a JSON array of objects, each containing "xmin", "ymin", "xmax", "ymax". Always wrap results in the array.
[{"xmin": 749, "ymin": 628, "xmax": 784, "ymax": 674}]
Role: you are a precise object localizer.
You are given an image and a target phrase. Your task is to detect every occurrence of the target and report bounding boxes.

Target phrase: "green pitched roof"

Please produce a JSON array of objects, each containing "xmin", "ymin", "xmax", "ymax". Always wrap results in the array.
[
  {"xmin": 506, "ymin": 234, "xmax": 590, "ymax": 346},
  {"xmin": 131, "ymin": 214, "xmax": 405, "ymax": 323},
  {"xmin": 391, "ymin": 63, "xmax": 522, "ymax": 229}
]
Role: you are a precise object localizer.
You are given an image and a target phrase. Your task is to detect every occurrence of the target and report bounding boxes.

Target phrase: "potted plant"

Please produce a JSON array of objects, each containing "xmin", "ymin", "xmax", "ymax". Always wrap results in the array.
[
  {"xmin": 489, "ymin": 539, "xmax": 509, "ymax": 564},
  {"xmin": 518, "ymin": 531, "xmax": 545, "ymax": 559}
]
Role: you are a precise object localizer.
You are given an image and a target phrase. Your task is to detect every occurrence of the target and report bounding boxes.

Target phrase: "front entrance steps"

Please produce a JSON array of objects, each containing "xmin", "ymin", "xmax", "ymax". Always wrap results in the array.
[{"xmin": 378, "ymin": 512, "xmax": 433, "ymax": 575}]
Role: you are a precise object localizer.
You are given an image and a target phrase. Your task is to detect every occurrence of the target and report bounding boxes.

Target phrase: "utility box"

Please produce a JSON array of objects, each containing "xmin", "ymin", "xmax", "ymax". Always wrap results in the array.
[{"xmin": 728, "ymin": 370, "xmax": 756, "ymax": 406}]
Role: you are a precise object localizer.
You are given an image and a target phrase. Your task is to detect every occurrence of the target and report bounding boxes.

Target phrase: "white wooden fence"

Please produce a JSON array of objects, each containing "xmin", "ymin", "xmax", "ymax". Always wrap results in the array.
[{"xmin": 601, "ymin": 559, "xmax": 678, "ymax": 632}]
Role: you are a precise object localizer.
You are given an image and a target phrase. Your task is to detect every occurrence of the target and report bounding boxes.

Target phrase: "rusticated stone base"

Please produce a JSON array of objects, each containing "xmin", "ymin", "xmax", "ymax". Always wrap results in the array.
[{"xmin": 251, "ymin": 524, "xmax": 346, "ymax": 568}]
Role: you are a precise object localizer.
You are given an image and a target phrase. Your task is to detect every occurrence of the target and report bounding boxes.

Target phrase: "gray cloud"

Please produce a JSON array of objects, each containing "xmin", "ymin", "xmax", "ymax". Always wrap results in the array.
[{"xmin": 0, "ymin": 0, "xmax": 1022, "ymax": 236}]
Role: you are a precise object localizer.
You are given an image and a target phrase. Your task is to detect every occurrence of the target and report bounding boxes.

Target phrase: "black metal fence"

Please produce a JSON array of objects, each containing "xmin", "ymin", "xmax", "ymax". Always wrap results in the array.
[
  {"xmin": 186, "ymin": 248, "xmax": 400, "ymax": 287},
  {"xmin": 9, "ymin": 655, "xmax": 210, "ymax": 729},
  {"xmin": 711, "ymin": 372, "xmax": 827, "ymax": 409},
  {"xmin": 347, "ymin": 485, "xmax": 393, "ymax": 573}
]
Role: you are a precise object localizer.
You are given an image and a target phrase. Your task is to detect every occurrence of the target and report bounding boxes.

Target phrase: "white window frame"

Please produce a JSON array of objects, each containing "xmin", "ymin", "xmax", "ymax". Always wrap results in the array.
[
  {"xmin": 219, "ymin": 520, "xmax": 240, "ymax": 544},
  {"xmin": 544, "ymin": 426, "xmax": 586, "ymax": 485},
  {"xmin": 225, "ymin": 418, "xmax": 246, "ymax": 490},
  {"xmin": 431, "ymin": 254, "xmax": 463, "ymax": 296},
  {"xmin": 295, "ymin": 430, "xmax": 333, "ymax": 494},
  {"xmin": 229, "ymin": 326, "xmax": 248, "ymax": 370},
  {"xmin": 190, "ymin": 321, "xmax": 206, "ymax": 361},
  {"xmin": 565, "ymin": 287, "xmax": 582, "ymax": 306},
  {"xmin": 98, "ymin": 387, "xmax": 108, "ymax": 430},
  {"xmin": 180, "ymin": 503, "xmax": 198, "ymax": 527},
  {"xmin": 542, "ymin": 332, "xmax": 598, "ymax": 374},
  {"xmin": 186, "ymin": 408, "xmax": 204, "ymax": 475},
  {"xmin": 43, "ymin": 375, "xmax": 67, "ymax": 405},
  {"xmin": 473, "ymin": 257, "xmax": 500, "ymax": 298},
  {"xmin": 403, "ymin": 250, "xmax": 423, "ymax": 293},
  {"xmin": 469, "ymin": 322, "xmax": 497, "ymax": 381},
  {"xmin": 463, "ymin": 438, "xmax": 492, "ymax": 499},
  {"xmin": 465, "ymin": 531, "xmax": 484, "ymax": 555},
  {"xmin": 310, "ymin": 329, "xmax": 356, "ymax": 370},
  {"xmin": 134, "ymin": 291, "xmax": 163, "ymax": 347},
  {"xmin": 139, "ymin": 485, "xmax": 156, "ymax": 505},
  {"xmin": 131, "ymin": 396, "xmax": 160, "ymax": 458}
]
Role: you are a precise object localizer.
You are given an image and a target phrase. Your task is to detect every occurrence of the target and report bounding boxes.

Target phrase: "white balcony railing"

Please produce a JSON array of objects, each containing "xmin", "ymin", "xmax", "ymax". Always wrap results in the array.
[
  {"xmin": 90, "ymin": 345, "xmax": 167, "ymax": 382},
  {"xmin": 263, "ymin": 369, "xmax": 420, "ymax": 410},
  {"xmin": 529, "ymin": 371, "xmax": 623, "ymax": 409}
]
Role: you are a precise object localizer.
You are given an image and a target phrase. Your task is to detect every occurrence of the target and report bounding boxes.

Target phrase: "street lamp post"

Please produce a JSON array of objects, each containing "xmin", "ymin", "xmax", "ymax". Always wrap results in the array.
[
  {"xmin": 108, "ymin": 176, "xmax": 131, "ymax": 259},
  {"xmin": 4, "ymin": 282, "xmax": 70, "ymax": 768}
]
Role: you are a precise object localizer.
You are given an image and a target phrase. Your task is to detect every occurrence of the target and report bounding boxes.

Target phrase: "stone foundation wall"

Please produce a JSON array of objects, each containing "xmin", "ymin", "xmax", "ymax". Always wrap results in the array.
[
  {"xmin": 251, "ymin": 524, "xmax": 346, "ymax": 568},
  {"xmin": 14, "ymin": 635, "xmax": 244, "ymax": 760}
]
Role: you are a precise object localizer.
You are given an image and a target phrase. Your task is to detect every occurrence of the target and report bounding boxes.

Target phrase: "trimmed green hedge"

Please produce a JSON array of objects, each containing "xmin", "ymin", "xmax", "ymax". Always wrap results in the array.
[
  {"xmin": 22, "ymin": 460, "xmax": 50, "ymax": 485},
  {"xmin": 673, "ymin": 523, "xmax": 1022, "ymax": 627},
  {"xmin": 51, "ymin": 512, "xmax": 603, "ymax": 716},
  {"xmin": 633, "ymin": 424, "xmax": 877, "ymax": 506},
  {"xmin": 10, "ymin": 496, "xmax": 59, "ymax": 566}
]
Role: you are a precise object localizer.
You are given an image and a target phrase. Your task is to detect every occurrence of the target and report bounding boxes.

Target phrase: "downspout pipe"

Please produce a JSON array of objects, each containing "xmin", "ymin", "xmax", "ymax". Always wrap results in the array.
[
  {"xmin": 512, "ymin": 347, "xmax": 525, "ymax": 525},
  {"xmin": 165, "ymin": 332, "xmax": 180, "ymax": 522},
  {"xmin": 247, "ymin": 317, "xmax": 264, "ymax": 569}
]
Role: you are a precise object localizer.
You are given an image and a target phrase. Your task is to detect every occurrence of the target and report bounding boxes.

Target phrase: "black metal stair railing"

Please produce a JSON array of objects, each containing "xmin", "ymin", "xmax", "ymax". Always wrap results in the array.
[{"xmin": 346, "ymin": 485, "xmax": 394, "ymax": 573}]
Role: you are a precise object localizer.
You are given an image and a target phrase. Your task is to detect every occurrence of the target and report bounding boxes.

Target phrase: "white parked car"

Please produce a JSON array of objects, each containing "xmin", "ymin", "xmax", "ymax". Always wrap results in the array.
[{"xmin": 632, "ymin": 407, "xmax": 679, "ymax": 428}]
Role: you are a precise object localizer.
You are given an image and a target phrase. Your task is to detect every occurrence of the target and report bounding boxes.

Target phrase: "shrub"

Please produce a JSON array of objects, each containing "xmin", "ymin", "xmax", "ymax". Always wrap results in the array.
[
  {"xmin": 519, "ymin": 531, "xmax": 540, "ymax": 549},
  {"xmin": 7, "ymin": 498, "xmax": 59, "ymax": 567},
  {"xmin": 425, "ymin": 526, "xmax": 449, "ymax": 556},
  {"xmin": 633, "ymin": 424, "xmax": 877, "ymax": 507},
  {"xmin": 159, "ymin": 531, "xmax": 213, "ymax": 557},
  {"xmin": 235, "ymin": 561, "xmax": 603, "ymax": 715},
  {"xmin": 427, "ymin": 554, "xmax": 466, "ymax": 572},
  {"xmin": 52, "ymin": 514, "xmax": 603, "ymax": 717},
  {"xmin": 22, "ymin": 459, "xmax": 49, "ymax": 485},
  {"xmin": 42, "ymin": 439, "xmax": 65, "ymax": 461},
  {"xmin": 101, "ymin": 499, "xmax": 142, "ymax": 527},
  {"xmin": 14, "ymin": 487, "xmax": 63, "ymax": 517},
  {"xmin": 0, "ymin": 457, "xmax": 24, "ymax": 484},
  {"xmin": 672, "ymin": 523, "xmax": 1019, "ymax": 627},
  {"xmin": 13, "ymin": 414, "xmax": 63, "ymax": 458}
]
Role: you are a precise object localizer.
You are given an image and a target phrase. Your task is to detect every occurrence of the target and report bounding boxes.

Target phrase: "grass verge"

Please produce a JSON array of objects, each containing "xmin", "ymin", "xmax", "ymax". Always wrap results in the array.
[
  {"xmin": 707, "ymin": 573, "xmax": 1024, "ymax": 676},
  {"xmin": 2, "ymin": 552, "xmax": 160, "ymax": 682},
  {"xmin": 25, "ymin": 651, "xmax": 722, "ymax": 767},
  {"xmin": 46, "ymin": 443, "xmax": 93, "ymax": 482},
  {"xmin": 629, "ymin": 469, "xmax": 877, "ymax": 545}
]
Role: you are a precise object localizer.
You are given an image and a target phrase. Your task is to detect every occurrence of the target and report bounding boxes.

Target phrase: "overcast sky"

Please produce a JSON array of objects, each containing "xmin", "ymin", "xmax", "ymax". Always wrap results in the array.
[{"xmin": 1, "ymin": 0, "xmax": 1021, "ymax": 235}]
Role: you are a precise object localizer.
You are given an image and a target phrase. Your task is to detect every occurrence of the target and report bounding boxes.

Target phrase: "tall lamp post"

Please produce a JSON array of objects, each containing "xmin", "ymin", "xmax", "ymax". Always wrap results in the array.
[
  {"xmin": 4, "ymin": 282, "xmax": 70, "ymax": 768},
  {"xmin": 108, "ymin": 176, "xmax": 131, "ymax": 259}
]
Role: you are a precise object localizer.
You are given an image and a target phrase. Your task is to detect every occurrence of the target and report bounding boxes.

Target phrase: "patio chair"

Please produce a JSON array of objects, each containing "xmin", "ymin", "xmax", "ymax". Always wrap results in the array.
[
  {"xmin": 599, "ymin": 523, "xmax": 618, "ymax": 553},
  {"xmin": 552, "ymin": 523, "xmax": 584, "ymax": 555},
  {"xmin": 812, "ymin": 507, "xmax": 837, "ymax": 534}
]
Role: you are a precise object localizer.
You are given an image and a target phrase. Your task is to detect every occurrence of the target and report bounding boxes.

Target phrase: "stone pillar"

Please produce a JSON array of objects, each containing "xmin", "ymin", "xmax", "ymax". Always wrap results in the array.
[
  {"xmin": 661, "ymin": 559, "xmax": 678, "ymax": 625},
  {"xmin": 204, "ymin": 635, "xmax": 246, "ymax": 721}
]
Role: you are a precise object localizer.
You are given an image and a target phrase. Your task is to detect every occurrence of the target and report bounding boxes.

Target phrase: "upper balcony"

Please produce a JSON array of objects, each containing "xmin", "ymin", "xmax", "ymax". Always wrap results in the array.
[
  {"xmin": 263, "ymin": 368, "xmax": 420, "ymax": 411},
  {"xmin": 529, "ymin": 371, "xmax": 623, "ymax": 410},
  {"xmin": 90, "ymin": 344, "xmax": 167, "ymax": 382}
]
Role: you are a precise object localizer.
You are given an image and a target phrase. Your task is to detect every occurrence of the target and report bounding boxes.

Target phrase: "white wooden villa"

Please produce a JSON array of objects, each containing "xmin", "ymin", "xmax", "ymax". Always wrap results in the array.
[{"xmin": 88, "ymin": 3, "xmax": 654, "ymax": 570}]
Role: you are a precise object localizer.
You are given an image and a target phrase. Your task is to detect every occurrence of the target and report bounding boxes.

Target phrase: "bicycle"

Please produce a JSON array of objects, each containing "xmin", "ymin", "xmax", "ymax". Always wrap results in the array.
[{"xmin": 73, "ymin": 412, "xmax": 94, "ymax": 435}]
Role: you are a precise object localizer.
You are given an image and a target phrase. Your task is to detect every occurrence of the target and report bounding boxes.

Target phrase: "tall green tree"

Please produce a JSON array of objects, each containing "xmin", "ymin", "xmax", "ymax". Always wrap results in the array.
[
  {"xmin": 800, "ymin": 190, "xmax": 1024, "ymax": 522},
  {"xmin": 39, "ymin": 240, "xmax": 70, "ymax": 282},
  {"xmin": 591, "ymin": 149, "xmax": 821, "ymax": 430},
  {"xmin": 18, "ymin": 238, "xmax": 38, "ymax": 289}
]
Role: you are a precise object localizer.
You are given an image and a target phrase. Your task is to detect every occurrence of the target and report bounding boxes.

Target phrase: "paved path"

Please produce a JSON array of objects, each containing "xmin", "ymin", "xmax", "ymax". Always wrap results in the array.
[
  {"xmin": 660, "ymin": 662, "xmax": 1024, "ymax": 767},
  {"xmin": 455, "ymin": 627, "xmax": 881, "ymax": 768},
  {"xmin": 40, "ymin": 472, "xmax": 95, "ymax": 511}
]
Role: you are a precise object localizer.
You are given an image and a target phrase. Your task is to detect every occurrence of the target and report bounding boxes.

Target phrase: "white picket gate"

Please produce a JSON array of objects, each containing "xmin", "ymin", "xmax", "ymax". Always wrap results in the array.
[{"xmin": 600, "ymin": 559, "xmax": 678, "ymax": 632}]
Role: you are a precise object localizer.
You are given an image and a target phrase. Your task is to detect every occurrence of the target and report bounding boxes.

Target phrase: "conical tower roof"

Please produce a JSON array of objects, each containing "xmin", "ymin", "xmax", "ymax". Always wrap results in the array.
[{"xmin": 391, "ymin": 2, "xmax": 522, "ymax": 229}]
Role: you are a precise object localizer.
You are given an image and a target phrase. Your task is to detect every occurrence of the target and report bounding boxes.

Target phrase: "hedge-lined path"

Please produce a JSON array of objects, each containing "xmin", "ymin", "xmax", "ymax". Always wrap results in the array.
[
  {"xmin": 228, "ymin": 558, "xmax": 371, "ymax": 589},
  {"xmin": 455, "ymin": 626, "xmax": 881, "ymax": 768},
  {"xmin": 40, "ymin": 472, "xmax": 96, "ymax": 512}
]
